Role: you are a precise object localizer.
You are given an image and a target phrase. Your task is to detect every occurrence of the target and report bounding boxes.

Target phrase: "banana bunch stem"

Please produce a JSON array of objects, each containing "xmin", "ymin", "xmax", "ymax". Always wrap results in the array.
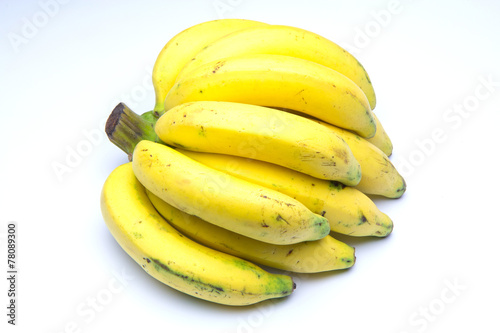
[{"xmin": 105, "ymin": 103, "xmax": 162, "ymax": 159}]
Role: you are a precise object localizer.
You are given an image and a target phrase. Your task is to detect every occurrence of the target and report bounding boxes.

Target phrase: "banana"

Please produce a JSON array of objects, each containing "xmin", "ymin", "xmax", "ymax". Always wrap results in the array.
[
  {"xmin": 267, "ymin": 106, "xmax": 403, "ymax": 197},
  {"xmin": 132, "ymin": 140, "xmax": 330, "ymax": 245},
  {"xmin": 101, "ymin": 162, "xmax": 295, "ymax": 306},
  {"xmin": 155, "ymin": 101, "xmax": 361, "ymax": 185},
  {"xmin": 177, "ymin": 149, "xmax": 393, "ymax": 237},
  {"xmin": 165, "ymin": 54, "xmax": 376, "ymax": 138},
  {"xmin": 365, "ymin": 113, "xmax": 393, "ymax": 157},
  {"xmin": 177, "ymin": 24, "xmax": 376, "ymax": 110},
  {"xmin": 147, "ymin": 190, "xmax": 355, "ymax": 273},
  {"xmin": 312, "ymin": 119, "xmax": 406, "ymax": 198},
  {"xmin": 152, "ymin": 19, "xmax": 268, "ymax": 112}
]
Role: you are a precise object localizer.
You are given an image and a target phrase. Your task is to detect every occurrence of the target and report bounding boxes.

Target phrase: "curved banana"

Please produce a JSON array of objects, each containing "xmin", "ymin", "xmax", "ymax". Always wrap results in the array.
[
  {"xmin": 271, "ymin": 106, "xmax": 403, "ymax": 197},
  {"xmin": 152, "ymin": 19, "xmax": 267, "ymax": 112},
  {"xmin": 132, "ymin": 140, "xmax": 330, "ymax": 245},
  {"xmin": 311, "ymin": 119, "xmax": 405, "ymax": 198},
  {"xmin": 165, "ymin": 54, "xmax": 376, "ymax": 138},
  {"xmin": 147, "ymin": 190, "xmax": 355, "ymax": 273},
  {"xmin": 177, "ymin": 24, "xmax": 376, "ymax": 110},
  {"xmin": 177, "ymin": 149, "xmax": 393, "ymax": 237},
  {"xmin": 365, "ymin": 113, "xmax": 393, "ymax": 157},
  {"xmin": 101, "ymin": 163, "xmax": 295, "ymax": 306},
  {"xmin": 155, "ymin": 101, "xmax": 361, "ymax": 185}
]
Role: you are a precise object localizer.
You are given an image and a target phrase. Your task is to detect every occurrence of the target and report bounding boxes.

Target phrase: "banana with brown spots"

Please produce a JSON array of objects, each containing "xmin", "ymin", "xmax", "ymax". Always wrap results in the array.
[
  {"xmin": 155, "ymin": 101, "xmax": 362, "ymax": 185},
  {"xmin": 101, "ymin": 162, "xmax": 295, "ymax": 306},
  {"xmin": 132, "ymin": 140, "xmax": 331, "ymax": 245}
]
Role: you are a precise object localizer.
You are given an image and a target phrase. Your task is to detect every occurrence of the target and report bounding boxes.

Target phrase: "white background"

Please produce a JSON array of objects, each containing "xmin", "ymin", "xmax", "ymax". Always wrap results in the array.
[{"xmin": 1, "ymin": 0, "xmax": 500, "ymax": 332}]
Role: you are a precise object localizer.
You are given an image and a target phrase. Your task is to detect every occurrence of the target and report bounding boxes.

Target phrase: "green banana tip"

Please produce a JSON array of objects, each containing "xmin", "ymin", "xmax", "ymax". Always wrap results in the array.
[{"xmin": 396, "ymin": 177, "xmax": 407, "ymax": 198}]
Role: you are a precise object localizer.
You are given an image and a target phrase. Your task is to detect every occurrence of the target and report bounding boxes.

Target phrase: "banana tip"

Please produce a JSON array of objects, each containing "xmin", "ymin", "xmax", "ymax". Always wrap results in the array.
[{"xmin": 396, "ymin": 177, "xmax": 407, "ymax": 197}]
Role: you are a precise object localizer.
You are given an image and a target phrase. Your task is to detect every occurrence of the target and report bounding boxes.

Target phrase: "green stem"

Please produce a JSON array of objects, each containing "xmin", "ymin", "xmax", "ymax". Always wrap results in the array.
[{"xmin": 105, "ymin": 103, "xmax": 163, "ymax": 160}]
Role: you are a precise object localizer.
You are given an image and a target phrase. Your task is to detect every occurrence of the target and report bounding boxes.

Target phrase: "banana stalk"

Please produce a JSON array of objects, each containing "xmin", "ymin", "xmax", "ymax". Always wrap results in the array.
[{"xmin": 104, "ymin": 103, "xmax": 163, "ymax": 160}]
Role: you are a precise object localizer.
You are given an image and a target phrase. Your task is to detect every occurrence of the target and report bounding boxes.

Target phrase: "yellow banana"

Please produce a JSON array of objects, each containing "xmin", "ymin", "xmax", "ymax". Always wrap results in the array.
[
  {"xmin": 165, "ymin": 54, "xmax": 376, "ymax": 138},
  {"xmin": 270, "ymin": 106, "xmax": 403, "ymax": 197},
  {"xmin": 178, "ymin": 24, "xmax": 376, "ymax": 110},
  {"xmin": 132, "ymin": 140, "xmax": 330, "ymax": 245},
  {"xmin": 177, "ymin": 149, "xmax": 393, "ymax": 237},
  {"xmin": 365, "ymin": 113, "xmax": 393, "ymax": 157},
  {"xmin": 313, "ymin": 119, "xmax": 406, "ymax": 198},
  {"xmin": 147, "ymin": 190, "xmax": 355, "ymax": 273},
  {"xmin": 152, "ymin": 19, "xmax": 267, "ymax": 112},
  {"xmin": 101, "ymin": 162, "xmax": 295, "ymax": 306},
  {"xmin": 155, "ymin": 101, "xmax": 361, "ymax": 185},
  {"xmin": 272, "ymin": 106, "xmax": 393, "ymax": 158}
]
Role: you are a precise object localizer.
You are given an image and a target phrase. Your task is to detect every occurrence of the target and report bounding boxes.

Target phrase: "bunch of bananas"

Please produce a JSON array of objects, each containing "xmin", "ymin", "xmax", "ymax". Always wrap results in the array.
[{"xmin": 101, "ymin": 19, "xmax": 406, "ymax": 306}]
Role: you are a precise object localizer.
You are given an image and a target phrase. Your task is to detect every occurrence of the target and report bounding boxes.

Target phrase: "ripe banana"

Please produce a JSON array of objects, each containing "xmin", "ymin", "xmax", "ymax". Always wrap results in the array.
[
  {"xmin": 155, "ymin": 101, "xmax": 361, "ymax": 185},
  {"xmin": 177, "ymin": 149, "xmax": 393, "ymax": 237},
  {"xmin": 365, "ymin": 113, "xmax": 393, "ymax": 157},
  {"xmin": 132, "ymin": 140, "xmax": 330, "ymax": 245},
  {"xmin": 152, "ymin": 19, "xmax": 268, "ymax": 112},
  {"xmin": 164, "ymin": 54, "xmax": 377, "ymax": 138},
  {"xmin": 101, "ymin": 162, "xmax": 295, "ymax": 306},
  {"xmin": 177, "ymin": 24, "xmax": 376, "ymax": 110},
  {"xmin": 273, "ymin": 106, "xmax": 393, "ymax": 157},
  {"xmin": 269, "ymin": 106, "xmax": 403, "ymax": 197},
  {"xmin": 147, "ymin": 190, "xmax": 355, "ymax": 273},
  {"xmin": 312, "ymin": 119, "xmax": 406, "ymax": 198}
]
